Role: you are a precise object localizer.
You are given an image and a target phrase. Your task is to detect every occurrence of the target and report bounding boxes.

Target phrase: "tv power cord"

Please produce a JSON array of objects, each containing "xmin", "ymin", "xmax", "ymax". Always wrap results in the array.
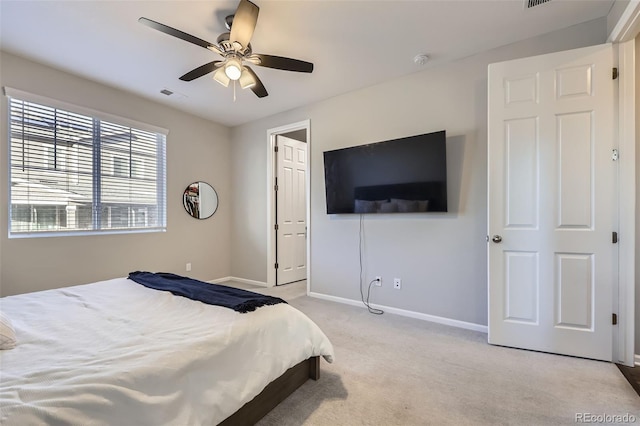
[
  {"xmin": 360, "ymin": 278, "xmax": 384, "ymax": 315},
  {"xmin": 359, "ymin": 214, "xmax": 384, "ymax": 315}
]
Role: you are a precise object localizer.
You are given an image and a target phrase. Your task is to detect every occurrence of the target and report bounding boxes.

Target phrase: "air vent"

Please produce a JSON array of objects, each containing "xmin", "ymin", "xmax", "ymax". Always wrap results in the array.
[
  {"xmin": 525, "ymin": 0, "xmax": 551, "ymax": 8},
  {"xmin": 159, "ymin": 88, "xmax": 187, "ymax": 100}
]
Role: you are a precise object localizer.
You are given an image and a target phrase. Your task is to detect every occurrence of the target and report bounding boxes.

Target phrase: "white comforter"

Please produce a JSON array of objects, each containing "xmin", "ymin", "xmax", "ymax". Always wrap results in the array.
[{"xmin": 0, "ymin": 278, "xmax": 334, "ymax": 425}]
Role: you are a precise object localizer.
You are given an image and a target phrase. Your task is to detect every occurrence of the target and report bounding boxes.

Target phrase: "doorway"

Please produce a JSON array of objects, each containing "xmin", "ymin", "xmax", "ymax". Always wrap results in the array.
[{"xmin": 266, "ymin": 120, "xmax": 310, "ymax": 289}]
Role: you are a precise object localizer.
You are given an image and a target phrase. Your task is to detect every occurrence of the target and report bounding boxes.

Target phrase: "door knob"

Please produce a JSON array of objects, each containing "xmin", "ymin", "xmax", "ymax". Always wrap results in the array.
[{"xmin": 492, "ymin": 235, "xmax": 502, "ymax": 243}]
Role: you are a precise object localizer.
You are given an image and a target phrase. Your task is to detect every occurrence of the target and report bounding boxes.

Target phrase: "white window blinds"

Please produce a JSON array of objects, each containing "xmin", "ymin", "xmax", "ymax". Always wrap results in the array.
[{"xmin": 8, "ymin": 95, "xmax": 166, "ymax": 237}]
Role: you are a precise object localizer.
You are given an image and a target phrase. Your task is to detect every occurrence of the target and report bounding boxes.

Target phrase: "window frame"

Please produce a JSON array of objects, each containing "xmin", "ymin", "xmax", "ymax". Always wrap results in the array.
[{"xmin": 5, "ymin": 87, "xmax": 168, "ymax": 239}]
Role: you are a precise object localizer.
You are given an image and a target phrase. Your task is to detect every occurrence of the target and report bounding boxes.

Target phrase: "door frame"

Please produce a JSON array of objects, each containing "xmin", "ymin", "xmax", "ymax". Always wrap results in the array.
[
  {"xmin": 608, "ymin": 3, "xmax": 639, "ymax": 367},
  {"xmin": 266, "ymin": 120, "xmax": 311, "ymax": 291},
  {"xmin": 615, "ymin": 39, "xmax": 636, "ymax": 367}
]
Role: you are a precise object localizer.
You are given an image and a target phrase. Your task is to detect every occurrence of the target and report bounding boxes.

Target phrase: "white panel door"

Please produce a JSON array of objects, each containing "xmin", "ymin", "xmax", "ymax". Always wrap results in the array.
[
  {"xmin": 276, "ymin": 136, "xmax": 307, "ymax": 285},
  {"xmin": 488, "ymin": 44, "xmax": 616, "ymax": 361}
]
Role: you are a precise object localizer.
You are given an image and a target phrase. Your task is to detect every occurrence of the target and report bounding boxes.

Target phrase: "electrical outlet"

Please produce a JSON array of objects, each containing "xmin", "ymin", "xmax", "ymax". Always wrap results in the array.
[
  {"xmin": 186, "ymin": 262, "xmax": 192, "ymax": 272},
  {"xmin": 393, "ymin": 278, "xmax": 402, "ymax": 289},
  {"xmin": 374, "ymin": 276, "xmax": 382, "ymax": 287}
]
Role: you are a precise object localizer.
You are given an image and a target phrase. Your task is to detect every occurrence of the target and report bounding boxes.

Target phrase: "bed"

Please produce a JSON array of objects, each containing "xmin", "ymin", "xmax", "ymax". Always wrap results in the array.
[{"xmin": 0, "ymin": 276, "xmax": 334, "ymax": 425}]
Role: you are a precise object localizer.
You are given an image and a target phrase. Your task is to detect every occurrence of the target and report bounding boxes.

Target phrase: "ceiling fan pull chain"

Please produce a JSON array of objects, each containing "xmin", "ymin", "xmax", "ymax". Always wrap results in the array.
[{"xmin": 233, "ymin": 80, "xmax": 237, "ymax": 102}]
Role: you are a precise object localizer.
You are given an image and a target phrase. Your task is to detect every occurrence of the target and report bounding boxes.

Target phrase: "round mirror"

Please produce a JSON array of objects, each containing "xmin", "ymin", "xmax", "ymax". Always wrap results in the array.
[{"xmin": 183, "ymin": 182, "xmax": 218, "ymax": 219}]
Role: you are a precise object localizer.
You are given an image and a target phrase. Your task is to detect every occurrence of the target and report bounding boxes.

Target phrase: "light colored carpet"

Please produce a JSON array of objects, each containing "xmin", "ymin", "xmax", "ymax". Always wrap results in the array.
[{"xmin": 221, "ymin": 281, "xmax": 640, "ymax": 425}]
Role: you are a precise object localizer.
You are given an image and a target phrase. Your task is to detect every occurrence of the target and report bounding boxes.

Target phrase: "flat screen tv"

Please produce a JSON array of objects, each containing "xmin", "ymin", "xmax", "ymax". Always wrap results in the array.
[{"xmin": 323, "ymin": 130, "xmax": 447, "ymax": 214}]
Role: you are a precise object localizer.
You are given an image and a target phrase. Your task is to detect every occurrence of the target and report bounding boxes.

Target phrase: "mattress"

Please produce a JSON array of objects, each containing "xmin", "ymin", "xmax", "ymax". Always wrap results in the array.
[{"xmin": 0, "ymin": 277, "xmax": 334, "ymax": 425}]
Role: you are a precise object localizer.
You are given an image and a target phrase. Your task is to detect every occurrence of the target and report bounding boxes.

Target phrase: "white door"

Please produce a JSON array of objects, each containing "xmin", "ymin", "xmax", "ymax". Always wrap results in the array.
[
  {"xmin": 276, "ymin": 135, "xmax": 307, "ymax": 285},
  {"xmin": 488, "ymin": 44, "xmax": 616, "ymax": 361}
]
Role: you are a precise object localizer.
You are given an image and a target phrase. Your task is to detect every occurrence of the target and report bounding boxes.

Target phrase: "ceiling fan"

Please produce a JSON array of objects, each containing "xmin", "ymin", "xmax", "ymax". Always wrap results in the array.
[{"xmin": 139, "ymin": 0, "xmax": 313, "ymax": 99}]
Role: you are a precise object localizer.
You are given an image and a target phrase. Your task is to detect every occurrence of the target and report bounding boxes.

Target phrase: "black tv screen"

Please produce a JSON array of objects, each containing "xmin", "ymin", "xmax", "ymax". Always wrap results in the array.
[{"xmin": 323, "ymin": 130, "xmax": 447, "ymax": 214}]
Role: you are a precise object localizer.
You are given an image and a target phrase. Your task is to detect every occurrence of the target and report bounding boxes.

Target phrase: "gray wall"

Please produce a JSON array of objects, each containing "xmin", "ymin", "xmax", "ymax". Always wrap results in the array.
[
  {"xmin": 230, "ymin": 18, "xmax": 607, "ymax": 327},
  {"xmin": 0, "ymin": 52, "xmax": 232, "ymax": 296},
  {"xmin": 608, "ymin": 0, "xmax": 631, "ymax": 36}
]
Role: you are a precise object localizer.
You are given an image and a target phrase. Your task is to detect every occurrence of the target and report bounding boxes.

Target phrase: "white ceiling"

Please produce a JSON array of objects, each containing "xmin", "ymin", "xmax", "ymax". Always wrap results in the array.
[{"xmin": 0, "ymin": 0, "xmax": 615, "ymax": 127}]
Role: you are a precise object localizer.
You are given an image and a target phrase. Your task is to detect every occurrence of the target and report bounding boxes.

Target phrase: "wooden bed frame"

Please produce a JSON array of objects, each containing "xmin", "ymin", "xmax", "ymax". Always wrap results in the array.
[{"xmin": 220, "ymin": 356, "xmax": 320, "ymax": 425}]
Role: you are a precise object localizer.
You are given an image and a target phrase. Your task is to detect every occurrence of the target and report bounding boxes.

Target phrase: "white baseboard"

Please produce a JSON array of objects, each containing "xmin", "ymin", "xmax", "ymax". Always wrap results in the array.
[
  {"xmin": 210, "ymin": 276, "xmax": 269, "ymax": 288},
  {"xmin": 635, "ymin": 354, "xmax": 640, "ymax": 366},
  {"xmin": 308, "ymin": 292, "xmax": 488, "ymax": 333}
]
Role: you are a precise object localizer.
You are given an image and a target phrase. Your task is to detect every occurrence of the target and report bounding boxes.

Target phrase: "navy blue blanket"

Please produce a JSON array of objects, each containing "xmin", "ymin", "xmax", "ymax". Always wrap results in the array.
[{"xmin": 128, "ymin": 271, "xmax": 286, "ymax": 313}]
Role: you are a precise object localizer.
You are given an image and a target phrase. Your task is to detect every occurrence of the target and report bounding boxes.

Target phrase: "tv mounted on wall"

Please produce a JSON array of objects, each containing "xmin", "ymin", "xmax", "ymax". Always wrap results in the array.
[{"xmin": 323, "ymin": 130, "xmax": 447, "ymax": 214}]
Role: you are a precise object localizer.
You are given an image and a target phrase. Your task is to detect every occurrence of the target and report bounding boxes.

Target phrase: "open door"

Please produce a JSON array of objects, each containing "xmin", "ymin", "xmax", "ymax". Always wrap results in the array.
[
  {"xmin": 275, "ymin": 135, "xmax": 307, "ymax": 285},
  {"xmin": 487, "ymin": 44, "xmax": 616, "ymax": 361}
]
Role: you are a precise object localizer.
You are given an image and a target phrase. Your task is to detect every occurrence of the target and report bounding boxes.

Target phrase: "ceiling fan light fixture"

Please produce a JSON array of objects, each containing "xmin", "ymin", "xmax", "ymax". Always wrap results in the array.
[
  {"xmin": 213, "ymin": 67, "xmax": 231, "ymax": 87},
  {"xmin": 239, "ymin": 68, "xmax": 256, "ymax": 89},
  {"xmin": 224, "ymin": 57, "xmax": 243, "ymax": 80}
]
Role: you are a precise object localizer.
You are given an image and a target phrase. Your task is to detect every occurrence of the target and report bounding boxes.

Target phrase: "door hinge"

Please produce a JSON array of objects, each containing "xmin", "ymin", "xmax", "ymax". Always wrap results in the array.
[
  {"xmin": 612, "ymin": 149, "xmax": 618, "ymax": 161},
  {"xmin": 274, "ymin": 262, "xmax": 279, "ymax": 269},
  {"xmin": 612, "ymin": 313, "xmax": 618, "ymax": 325},
  {"xmin": 274, "ymin": 145, "xmax": 279, "ymax": 152},
  {"xmin": 612, "ymin": 231, "xmax": 618, "ymax": 244},
  {"xmin": 274, "ymin": 184, "xmax": 278, "ymax": 191},
  {"xmin": 274, "ymin": 224, "xmax": 279, "ymax": 231},
  {"xmin": 612, "ymin": 67, "xmax": 618, "ymax": 80}
]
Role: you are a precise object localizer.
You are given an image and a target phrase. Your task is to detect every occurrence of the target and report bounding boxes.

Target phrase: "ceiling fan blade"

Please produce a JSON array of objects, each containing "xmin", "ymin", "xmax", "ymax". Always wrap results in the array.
[
  {"xmin": 244, "ymin": 66, "xmax": 268, "ymax": 98},
  {"xmin": 139, "ymin": 17, "xmax": 222, "ymax": 55},
  {"xmin": 179, "ymin": 61, "xmax": 223, "ymax": 81},
  {"xmin": 229, "ymin": 0, "xmax": 259, "ymax": 49},
  {"xmin": 252, "ymin": 54, "xmax": 314, "ymax": 73}
]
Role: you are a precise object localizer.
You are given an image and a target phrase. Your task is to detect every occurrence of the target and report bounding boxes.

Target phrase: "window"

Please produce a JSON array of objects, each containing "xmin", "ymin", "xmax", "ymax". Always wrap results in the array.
[{"xmin": 8, "ymin": 92, "xmax": 166, "ymax": 237}]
